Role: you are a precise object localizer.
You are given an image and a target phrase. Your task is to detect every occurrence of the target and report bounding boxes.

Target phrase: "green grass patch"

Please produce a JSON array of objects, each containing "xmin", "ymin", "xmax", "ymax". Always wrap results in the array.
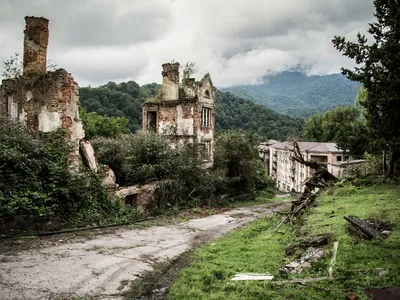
[{"xmin": 169, "ymin": 183, "xmax": 400, "ymax": 299}]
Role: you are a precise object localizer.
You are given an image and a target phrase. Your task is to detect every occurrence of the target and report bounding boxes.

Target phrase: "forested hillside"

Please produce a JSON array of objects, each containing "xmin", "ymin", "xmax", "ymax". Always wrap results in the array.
[
  {"xmin": 79, "ymin": 81, "xmax": 159, "ymax": 132},
  {"xmin": 222, "ymin": 71, "xmax": 361, "ymax": 118},
  {"xmin": 215, "ymin": 91, "xmax": 303, "ymax": 140},
  {"xmin": 79, "ymin": 81, "xmax": 304, "ymax": 140}
]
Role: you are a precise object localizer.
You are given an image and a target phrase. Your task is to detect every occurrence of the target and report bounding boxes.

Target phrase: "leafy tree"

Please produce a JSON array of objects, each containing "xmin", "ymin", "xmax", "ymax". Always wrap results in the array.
[
  {"xmin": 214, "ymin": 131, "xmax": 268, "ymax": 193},
  {"xmin": 181, "ymin": 61, "xmax": 198, "ymax": 87},
  {"xmin": 303, "ymin": 105, "xmax": 369, "ymax": 156},
  {"xmin": 332, "ymin": 0, "xmax": 400, "ymax": 178},
  {"xmin": 80, "ymin": 108, "xmax": 130, "ymax": 139}
]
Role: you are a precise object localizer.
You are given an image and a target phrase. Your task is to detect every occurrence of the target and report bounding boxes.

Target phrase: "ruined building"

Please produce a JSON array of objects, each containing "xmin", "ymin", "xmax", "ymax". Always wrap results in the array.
[
  {"xmin": 0, "ymin": 16, "xmax": 84, "ymax": 162},
  {"xmin": 142, "ymin": 63, "xmax": 216, "ymax": 167}
]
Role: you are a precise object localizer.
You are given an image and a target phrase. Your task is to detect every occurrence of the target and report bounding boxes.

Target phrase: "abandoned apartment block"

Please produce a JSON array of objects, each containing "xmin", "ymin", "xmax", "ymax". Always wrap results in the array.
[
  {"xmin": 0, "ymin": 16, "xmax": 84, "ymax": 162},
  {"xmin": 261, "ymin": 141, "xmax": 365, "ymax": 193},
  {"xmin": 142, "ymin": 62, "xmax": 216, "ymax": 167}
]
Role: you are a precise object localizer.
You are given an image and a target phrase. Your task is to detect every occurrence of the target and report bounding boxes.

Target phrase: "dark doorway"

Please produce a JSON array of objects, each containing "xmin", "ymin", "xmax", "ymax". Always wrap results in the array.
[{"xmin": 148, "ymin": 111, "xmax": 157, "ymax": 133}]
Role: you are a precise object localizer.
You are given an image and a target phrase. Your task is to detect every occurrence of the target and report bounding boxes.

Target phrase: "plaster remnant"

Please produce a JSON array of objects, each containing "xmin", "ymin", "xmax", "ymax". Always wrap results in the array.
[{"xmin": 38, "ymin": 107, "xmax": 62, "ymax": 132}]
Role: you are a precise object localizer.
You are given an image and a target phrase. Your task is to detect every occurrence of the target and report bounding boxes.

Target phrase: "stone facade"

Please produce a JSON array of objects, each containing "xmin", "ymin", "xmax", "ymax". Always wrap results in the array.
[
  {"xmin": 0, "ymin": 17, "xmax": 84, "ymax": 161},
  {"xmin": 142, "ymin": 63, "xmax": 216, "ymax": 167},
  {"xmin": 269, "ymin": 142, "xmax": 364, "ymax": 193}
]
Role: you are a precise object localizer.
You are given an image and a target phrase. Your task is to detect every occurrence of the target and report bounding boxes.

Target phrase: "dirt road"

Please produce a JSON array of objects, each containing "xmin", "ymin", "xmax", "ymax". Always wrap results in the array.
[{"xmin": 0, "ymin": 200, "xmax": 290, "ymax": 299}]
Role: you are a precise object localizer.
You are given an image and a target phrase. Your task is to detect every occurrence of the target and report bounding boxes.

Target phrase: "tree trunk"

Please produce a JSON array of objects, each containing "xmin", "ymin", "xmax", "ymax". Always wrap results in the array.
[
  {"xmin": 386, "ymin": 149, "xmax": 399, "ymax": 179},
  {"xmin": 383, "ymin": 150, "xmax": 387, "ymax": 176}
]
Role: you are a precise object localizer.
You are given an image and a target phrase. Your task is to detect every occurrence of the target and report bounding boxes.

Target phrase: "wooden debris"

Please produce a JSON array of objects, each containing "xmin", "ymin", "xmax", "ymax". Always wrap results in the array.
[
  {"xmin": 328, "ymin": 241, "xmax": 339, "ymax": 281},
  {"xmin": 276, "ymin": 142, "xmax": 337, "ymax": 227},
  {"xmin": 285, "ymin": 233, "xmax": 332, "ymax": 256},
  {"xmin": 271, "ymin": 277, "xmax": 328, "ymax": 285},
  {"xmin": 231, "ymin": 273, "xmax": 274, "ymax": 281},
  {"xmin": 344, "ymin": 215, "xmax": 381, "ymax": 239},
  {"xmin": 280, "ymin": 247, "xmax": 328, "ymax": 274}
]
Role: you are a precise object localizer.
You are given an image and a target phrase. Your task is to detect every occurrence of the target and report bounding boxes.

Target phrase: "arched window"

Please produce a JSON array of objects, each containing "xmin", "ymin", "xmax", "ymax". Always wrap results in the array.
[{"xmin": 204, "ymin": 90, "xmax": 210, "ymax": 98}]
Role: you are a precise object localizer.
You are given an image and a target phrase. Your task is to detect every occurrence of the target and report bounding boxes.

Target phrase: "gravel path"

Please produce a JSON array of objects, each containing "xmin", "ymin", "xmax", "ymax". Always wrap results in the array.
[{"xmin": 0, "ymin": 200, "xmax": 290, "ymax": 299}]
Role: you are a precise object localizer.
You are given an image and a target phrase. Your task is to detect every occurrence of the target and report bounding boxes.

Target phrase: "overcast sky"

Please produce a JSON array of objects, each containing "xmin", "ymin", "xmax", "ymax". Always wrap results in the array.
[{"xmin": 0, "ymin": 0, "xmax": 375, "ymax": 87}]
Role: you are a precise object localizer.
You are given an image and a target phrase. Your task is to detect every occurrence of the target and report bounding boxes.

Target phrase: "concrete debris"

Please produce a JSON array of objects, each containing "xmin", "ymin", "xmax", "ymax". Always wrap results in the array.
[
  {"xmin": 280, "ymin": 247, "xmax": 328, "ymax": 274},
  {"xmin": 116, "ymin": 183, "xmax": 157, "ymax": 212},
  {"xmin": 101, "ymin": 165, "xmax": 118, "ymax": 190},
  {"xmin": 80, "ymin": 140, "xmax": 98, "ymax": 172}
]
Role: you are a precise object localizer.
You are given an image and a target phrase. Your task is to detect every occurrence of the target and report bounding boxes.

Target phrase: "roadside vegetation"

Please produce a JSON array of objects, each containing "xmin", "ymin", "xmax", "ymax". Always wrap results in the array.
[
  {"xmin": 0, "ymin": 117, "xmax": 275, "ymax": 229},
  {"xmin": 0, "ymin": 119, "xmax": 135, "ymax": 225},
  {"xmin": 169, "ymin": 182, "xmax": 400, "ymax": 299},
  {"xmin": 92, "ymin": 130, "xmax": 275, "ymax": 215}
]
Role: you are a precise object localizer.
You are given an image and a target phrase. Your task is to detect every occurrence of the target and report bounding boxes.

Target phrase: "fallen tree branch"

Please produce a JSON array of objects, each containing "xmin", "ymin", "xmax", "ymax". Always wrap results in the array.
[{"xmin": 275, "ymin": 142, "xmax": 337, "ymax": 227}]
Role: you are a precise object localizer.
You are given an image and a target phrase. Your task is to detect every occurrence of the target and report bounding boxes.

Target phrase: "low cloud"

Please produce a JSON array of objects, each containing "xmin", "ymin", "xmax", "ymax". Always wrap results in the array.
[{"xmin": 0, "ymin": 0, "xmax": 375, "ymax": 87}]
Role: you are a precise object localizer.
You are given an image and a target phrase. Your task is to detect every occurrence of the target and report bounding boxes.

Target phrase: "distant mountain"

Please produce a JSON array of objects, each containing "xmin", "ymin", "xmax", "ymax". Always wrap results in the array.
[
  {"xmin": 79, "ymin": 81, "xmax": 303, "ymax": 140},
  {"xmin": 221, "ymin": 72, "xmax": 361, "ymax": 118}
]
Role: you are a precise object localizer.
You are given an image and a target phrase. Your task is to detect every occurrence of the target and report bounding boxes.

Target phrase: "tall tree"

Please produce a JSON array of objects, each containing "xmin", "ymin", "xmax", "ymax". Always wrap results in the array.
[{"xmin": 332, "ymin": 0, "xmax": 400, "ymax": 178}]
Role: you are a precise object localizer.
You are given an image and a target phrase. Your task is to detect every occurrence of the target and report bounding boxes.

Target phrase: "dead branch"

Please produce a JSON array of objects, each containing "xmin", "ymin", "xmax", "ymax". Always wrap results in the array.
[{"xmin": 276, "ymin": 142, "xmax": 337, "ymax": 226}]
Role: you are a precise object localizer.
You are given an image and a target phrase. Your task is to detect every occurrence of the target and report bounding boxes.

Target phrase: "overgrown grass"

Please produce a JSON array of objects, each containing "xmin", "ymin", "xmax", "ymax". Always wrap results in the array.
[{"xmin": 169, "ymin": 183, "xmax": 400, "ymax": 299}]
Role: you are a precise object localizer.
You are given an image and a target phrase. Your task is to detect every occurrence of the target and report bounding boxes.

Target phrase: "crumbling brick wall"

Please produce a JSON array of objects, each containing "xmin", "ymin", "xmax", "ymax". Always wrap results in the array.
[
  {"xmin": 0, "ymin": 17, "xmax": 84, "ymax": 161},
  {"xmin": 23, "ymin": 16, "xmax": 49, "ymax": 74}
]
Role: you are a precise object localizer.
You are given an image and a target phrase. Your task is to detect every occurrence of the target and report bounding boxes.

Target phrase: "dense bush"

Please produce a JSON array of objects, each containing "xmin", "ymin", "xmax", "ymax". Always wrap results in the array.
[
  {"xmin": 0, "ymin": 120, "xmax": 132, "ymax": 224},
  {"xmin": 92, "ymin": 132, "xmax": 172, "ymax": 186},
  {"xmin": 92, "ymin": 130, "xmax": 274, "ymax": 214}
]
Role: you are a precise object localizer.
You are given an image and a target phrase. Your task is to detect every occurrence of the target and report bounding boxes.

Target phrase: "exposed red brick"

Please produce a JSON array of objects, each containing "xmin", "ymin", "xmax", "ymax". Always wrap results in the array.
[{"xmin": 23, "ymin": 16, "xmax": 49, "ymax": 74}]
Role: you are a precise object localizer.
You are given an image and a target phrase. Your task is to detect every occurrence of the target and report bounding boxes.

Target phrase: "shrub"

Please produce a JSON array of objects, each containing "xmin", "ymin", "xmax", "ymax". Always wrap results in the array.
[
  {"xmin": 0, "ymin": 119, "xmax": 132, "ymax": 224},
  {"xmin": 92, "ymin": 132, "xmax": 172, "ymax": 186}
]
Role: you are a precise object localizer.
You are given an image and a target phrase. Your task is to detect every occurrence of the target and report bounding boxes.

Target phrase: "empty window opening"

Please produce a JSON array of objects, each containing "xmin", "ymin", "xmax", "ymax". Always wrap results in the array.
[
  {"xmin": 204, "ymin": 90, "xmax": 210, "ymax": 98},
  {"xmin": 204, "ymin": 141, "xmax": 211, "ymax": 159},
  {"xmin": 337, "ymin": 156, "xmax": 342, "ymax": 162},
  {"xmin": 201, "ymin": 107, "xmax": 211, "ymax": 127},
  {"xmin": 148, "ymin": 111, "xmax": 157, "ymax": 133}
]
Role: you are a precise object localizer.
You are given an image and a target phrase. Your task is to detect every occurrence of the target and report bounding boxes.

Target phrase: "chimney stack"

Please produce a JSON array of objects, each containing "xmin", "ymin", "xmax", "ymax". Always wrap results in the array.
[
  {"xmin": 23, "ymin": 16, "xmax": 49, "ymax": 74},
  {"xmin": 161, "ymin": 62, "xmax": 180, "ymax": 100}
]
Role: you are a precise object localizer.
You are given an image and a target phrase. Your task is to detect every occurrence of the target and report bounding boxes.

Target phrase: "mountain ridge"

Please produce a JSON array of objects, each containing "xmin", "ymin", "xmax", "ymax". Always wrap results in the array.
[{"xmin": 221, "ymin": 71, "xmax": 361, "ymax": 118}]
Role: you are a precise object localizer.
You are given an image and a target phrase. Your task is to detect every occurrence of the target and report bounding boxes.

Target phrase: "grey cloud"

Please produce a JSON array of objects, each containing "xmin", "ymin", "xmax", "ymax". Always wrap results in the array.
[
  {"xmin": 0, "ymin": 0, "xmax": 376, "ymax": 87},
  {"xmin": 0, "ymin": 0, "xmax": 173, "ymax": 48}
]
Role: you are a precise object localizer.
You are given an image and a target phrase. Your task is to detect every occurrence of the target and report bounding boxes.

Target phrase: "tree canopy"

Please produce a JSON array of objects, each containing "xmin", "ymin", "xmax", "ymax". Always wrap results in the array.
[
  {"xmin": 332, "ymin": 0, "xmax": 400, "ymax": 177},
  {"xmin": 80, "ymin": 108, "xmax": 130, "ymax": 139},
  {"xmin": 79, "ymin": 82, "xmax": 304, "ymax": 141}
]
